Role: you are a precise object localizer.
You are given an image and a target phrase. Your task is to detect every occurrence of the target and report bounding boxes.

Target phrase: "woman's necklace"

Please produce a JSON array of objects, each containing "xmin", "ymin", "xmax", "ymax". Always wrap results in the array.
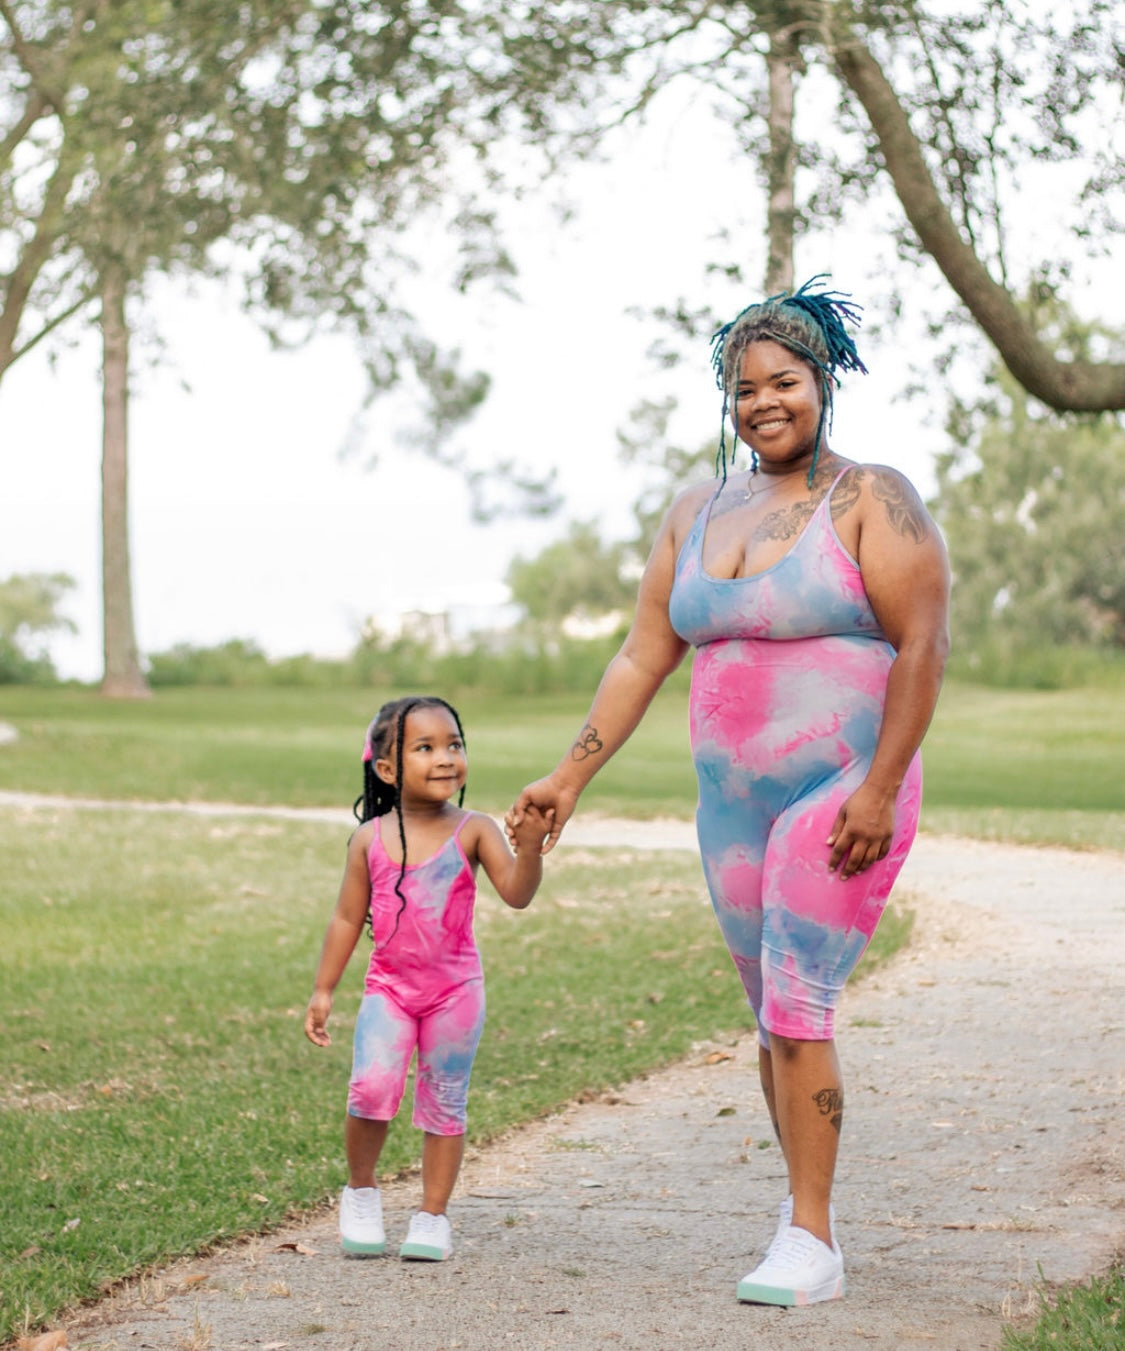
[{"xmin": 743, "ymin": 469, "xmax": 790, "ymax": 501}]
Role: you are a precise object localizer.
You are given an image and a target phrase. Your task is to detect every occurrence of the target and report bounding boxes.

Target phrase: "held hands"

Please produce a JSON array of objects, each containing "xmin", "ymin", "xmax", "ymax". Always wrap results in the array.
[
  {"xmin": 827, "ymin": 783, "xmax": 896, "ymax": 880},
  {"xmin": 508, "ymin": 801, "xmax": 556, "ymax": 856},
  {"xmin": 505, "ymin": 775, "xmax": 578, "ymax": 855},
  {"xmin": 304, "ymin": 991, "xmax": 334, "ymax": 1047}
]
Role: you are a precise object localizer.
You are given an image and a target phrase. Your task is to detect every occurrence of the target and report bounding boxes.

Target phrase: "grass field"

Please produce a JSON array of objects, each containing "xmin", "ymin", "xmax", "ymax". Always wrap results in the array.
[
  {"xmin": 1, "ymin": 679, "xmax": 1123, "ymax": 846},
  {"xmin": 1, "ymin": 680, "xmax": 1121, "ymax": 1343}
]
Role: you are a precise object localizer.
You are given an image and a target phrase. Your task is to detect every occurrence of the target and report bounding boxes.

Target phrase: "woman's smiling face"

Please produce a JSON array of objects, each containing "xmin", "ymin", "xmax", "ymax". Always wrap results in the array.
[{"xmin": 733, "ymin": 339, "xmax": 824, "ymax": 472}]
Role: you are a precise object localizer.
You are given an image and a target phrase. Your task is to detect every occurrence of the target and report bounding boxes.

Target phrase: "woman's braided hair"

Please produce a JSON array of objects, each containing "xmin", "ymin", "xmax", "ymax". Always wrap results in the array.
[
  {"xmin": 354, "ymin": 695, "xmax": 467, "ymax": 944},
  {"xmin": 709, "ymin": 275, "xmax": 868, "ymax": 484}
]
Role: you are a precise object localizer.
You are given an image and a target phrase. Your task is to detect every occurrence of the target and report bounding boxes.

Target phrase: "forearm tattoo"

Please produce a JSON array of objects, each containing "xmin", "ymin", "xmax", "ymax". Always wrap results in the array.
[
  {"xmin": 570, "ymin": 724, "xmax": 604, "ymax": 761},
  {"xmin": 813, "ymin": 1087, "xmax": 844, "ymax": 1134},
  {"xmin": 872, "ymin": 472, "xmax": 928, "ymax": 543}
]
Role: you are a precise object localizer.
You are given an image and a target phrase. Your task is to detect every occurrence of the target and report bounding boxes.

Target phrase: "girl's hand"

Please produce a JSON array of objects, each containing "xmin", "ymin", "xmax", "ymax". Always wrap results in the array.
[
  {"xmin": 304, "ymin": 991, "xmax": 334, "ymax": 1047},
  {"xmin": 510, "ymin": 803, "xmax": 555, "ymax": 855},
  {"xmin": 506, "ymin": 776, "xmax": 578, "ymax": 854}
]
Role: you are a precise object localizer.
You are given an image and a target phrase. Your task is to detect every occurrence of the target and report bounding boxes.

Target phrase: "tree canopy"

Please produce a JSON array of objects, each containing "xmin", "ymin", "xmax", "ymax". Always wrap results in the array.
[
  {"xmin": 0, "ymin": 0, "xmax": 529, "ymax": 427},
  {"xmin": 933, "ymin": 370, "xmax": 1125, "ymax": 655},
  {"xmin": 505, "ymin": 0, "xmax": 1125, "ymax": 411}
]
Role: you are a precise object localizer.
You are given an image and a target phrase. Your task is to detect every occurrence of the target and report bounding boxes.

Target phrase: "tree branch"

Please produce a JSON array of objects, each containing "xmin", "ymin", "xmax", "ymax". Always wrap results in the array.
[
  {"xmin": 0, "ymin": 90, "xmax": 51, "ymax": 170},
  {"xmin": 8, "ymin": 286, "xmax": 96, "ymax": 368},
  {"xmin": 0, "ymin": 153, "xmax": 79, "ymax": 377},
  {"xmin": 0, "ymin": 0, "xmax": 67, "ymax": 113},
  {"xmin": 831, "ymin": 30, "xmax": 1125, "ymax": 412}
]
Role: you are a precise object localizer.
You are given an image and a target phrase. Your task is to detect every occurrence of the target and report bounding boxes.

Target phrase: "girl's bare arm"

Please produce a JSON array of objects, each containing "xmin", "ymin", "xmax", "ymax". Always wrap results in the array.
[
  {"xmin": 304, "ymin": 824, "xmax": 374, "ymax": 1046},
  {"xmin": 471, "ymin": 809, "xmax": 552, "ymax": 909}
]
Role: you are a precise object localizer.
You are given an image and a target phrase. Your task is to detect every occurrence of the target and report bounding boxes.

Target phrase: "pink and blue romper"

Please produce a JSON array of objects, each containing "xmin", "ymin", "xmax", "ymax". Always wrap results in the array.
[
  {"xmin": 668, "ymin": 468, "xmax": 923, "ymax": 1045},
  {"xmin": 347, "ymin": 815, "xmax": 485, "ymax": 1135}
]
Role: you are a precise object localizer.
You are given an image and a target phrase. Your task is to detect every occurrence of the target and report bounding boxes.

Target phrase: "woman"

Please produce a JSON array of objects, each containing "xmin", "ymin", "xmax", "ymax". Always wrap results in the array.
[{"xmin": 506, "ymin": 278, "xmax": 950, "ymax": 1307}]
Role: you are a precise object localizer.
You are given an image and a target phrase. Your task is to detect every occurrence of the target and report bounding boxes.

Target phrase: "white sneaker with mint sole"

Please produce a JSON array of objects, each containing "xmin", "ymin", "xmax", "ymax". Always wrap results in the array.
[
  {"xmin": 737, "ymin": 1224, "xmax": 844, "ymax": 1306},
  {"xmin": 339, "ymin": 1186, "xmax": 385, "ymax": 1256},
  {"xmin": 399, "ymin": 1210, "xmax": 453, "ymax": 1261}
]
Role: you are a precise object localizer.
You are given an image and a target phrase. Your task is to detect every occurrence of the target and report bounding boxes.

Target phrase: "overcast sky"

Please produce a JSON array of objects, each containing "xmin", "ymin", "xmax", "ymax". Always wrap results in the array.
[{"xmin": 0, "ymin": 70, "xmax": 1103, "ymax": 683}]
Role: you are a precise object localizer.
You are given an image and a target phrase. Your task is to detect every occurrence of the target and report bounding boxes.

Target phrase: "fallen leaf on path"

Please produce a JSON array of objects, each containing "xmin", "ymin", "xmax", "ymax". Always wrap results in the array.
[
  {"xmin": 180, "ymin": 1274, "xmax": 209, "ymax": 1287},
  {"xmin": 274, "ymin": 1242, "xmax": 319, "ymax": 1256},
  {"xmin": 703, "ymin": 1051, "xmax": 733, "ymax": 1065},
  {"xmin": 17, "ymin": 1332, "xmax": 68, "ymax": 1350}
]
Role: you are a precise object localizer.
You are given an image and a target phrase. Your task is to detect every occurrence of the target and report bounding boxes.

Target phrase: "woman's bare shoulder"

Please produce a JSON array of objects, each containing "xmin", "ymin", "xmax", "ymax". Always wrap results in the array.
[
  {"xmin": 664, "ymin": 475, "xmax": 722, "ymax": 532},
  {"xmin": 835, "ymin": 461, "xmax": 937, "ymax": 545}
]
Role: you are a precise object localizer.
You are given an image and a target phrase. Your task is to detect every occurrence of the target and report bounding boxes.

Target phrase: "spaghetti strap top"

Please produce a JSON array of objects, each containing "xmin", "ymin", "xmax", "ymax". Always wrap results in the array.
[{"xmin": 668, "ymin": 468, "xmax": 887, "ymax": 647}]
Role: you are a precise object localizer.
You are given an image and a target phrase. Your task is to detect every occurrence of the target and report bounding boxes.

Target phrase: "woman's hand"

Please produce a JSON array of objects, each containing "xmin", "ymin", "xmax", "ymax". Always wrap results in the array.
[
  {"xmin": 827, "ymin": 783, "xmax": 895, "ymax": 879},
  {"xmin": 506, "ymin": 774, "xmax": 579, "ymax": 855}
]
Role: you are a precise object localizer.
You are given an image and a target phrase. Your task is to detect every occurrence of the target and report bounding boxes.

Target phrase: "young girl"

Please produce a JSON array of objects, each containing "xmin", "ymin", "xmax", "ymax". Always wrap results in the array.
[{"xmin": 305, "ymin": 695, "xmax": 552, "ymax": 1262}]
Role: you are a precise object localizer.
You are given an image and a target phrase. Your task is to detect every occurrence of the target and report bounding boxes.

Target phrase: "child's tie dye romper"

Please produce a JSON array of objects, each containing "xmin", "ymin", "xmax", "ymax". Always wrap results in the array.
[
  {"xmin": 668, "ymin": 468, "xmax": 923, "ymax": 1046},
  {"xmin": 347, "ymin": 815, "xmax": 486, "ymax": 1133}
]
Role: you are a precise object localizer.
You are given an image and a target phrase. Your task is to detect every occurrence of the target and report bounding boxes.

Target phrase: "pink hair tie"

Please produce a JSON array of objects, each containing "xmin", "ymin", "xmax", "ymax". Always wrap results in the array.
[{"xmin": 362, "ymin": 740, "xmax": 373, "ymax": 763}]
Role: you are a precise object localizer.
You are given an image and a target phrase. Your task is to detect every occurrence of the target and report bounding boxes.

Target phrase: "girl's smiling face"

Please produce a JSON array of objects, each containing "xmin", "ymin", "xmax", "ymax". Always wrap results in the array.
[
  {"xmin": 377, "ymin": 705, "xmax": 467, "ymax": 806},
  {"xmin": 733, "ymin": 339, "xmax": 824, "ymax": 472}
]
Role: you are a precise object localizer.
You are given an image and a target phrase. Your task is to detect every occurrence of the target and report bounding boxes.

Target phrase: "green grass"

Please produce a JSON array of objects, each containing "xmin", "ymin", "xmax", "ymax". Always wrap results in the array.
[
  {"xmin": 0, "ymin": 803, "xmax": 905, "ymax": 1341},
  {"xmin": 0, "ymin": 685, "xmax": 697, "ymax": 817},
  {"xmin": 1002, "ymin": 1268, "xmax": 1124, "ymax": 1350},
  {"xmin": 1, "ymin": 680, "xmax": 1123, "ymax": 847}
]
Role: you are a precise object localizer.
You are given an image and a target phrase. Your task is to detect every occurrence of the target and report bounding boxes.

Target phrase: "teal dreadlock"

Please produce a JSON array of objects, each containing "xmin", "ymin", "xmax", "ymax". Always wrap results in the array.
[{"xmin": 709, "ymin": 275, "xmax": 868, "ymax": 485}]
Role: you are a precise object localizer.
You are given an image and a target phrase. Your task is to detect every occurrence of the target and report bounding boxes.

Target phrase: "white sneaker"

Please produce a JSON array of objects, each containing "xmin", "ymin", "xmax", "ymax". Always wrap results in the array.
[
  {"xmin": 339, "ymin": 1186, "xmax": 385, "ymax": 1256},
  {"xmin": 737, "ymin": 1225, "xmax": 844, "ymax": 1306},
  {"xmin": 399, "ymin": 1210, "xmax": 453, "ymax": 1261}
]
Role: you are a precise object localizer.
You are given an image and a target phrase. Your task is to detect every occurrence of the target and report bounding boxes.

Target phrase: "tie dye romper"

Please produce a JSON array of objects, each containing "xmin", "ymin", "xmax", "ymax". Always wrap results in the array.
[
  {"xmin": 347, "ymin": 815, "xmax": 486, "ymax": 1135},
  {"xmin": 668, "ymin": 468, "xmax": 922, "ymax": 1046}
]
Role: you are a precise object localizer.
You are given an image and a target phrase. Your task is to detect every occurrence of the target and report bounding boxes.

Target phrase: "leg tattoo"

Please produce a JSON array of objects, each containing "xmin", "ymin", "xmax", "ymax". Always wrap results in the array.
[{"xmin": 812, "ymin": 1087, "xmax": 844, "ymax": 1134}]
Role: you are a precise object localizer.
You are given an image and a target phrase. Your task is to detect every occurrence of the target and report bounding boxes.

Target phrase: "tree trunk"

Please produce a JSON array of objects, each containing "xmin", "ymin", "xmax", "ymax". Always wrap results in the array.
[
  {"xmin": 830, "ymin": 34, "xmax": 1125, "ymax": 413},
  {"xmin": 764, "ymin": 25, "xmax": 800, "ymax": 294},
  {"xmin": 99, "ymin": 263, "xmax": 150, "ymax": 698}
]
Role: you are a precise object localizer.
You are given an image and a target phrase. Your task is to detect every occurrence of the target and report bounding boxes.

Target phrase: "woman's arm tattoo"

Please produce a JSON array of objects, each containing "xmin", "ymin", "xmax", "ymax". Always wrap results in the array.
[
  {"xmin": 829, "ymin": 469, "xmax": 862, "ymax": 519},
  {"xmin": 571, "ymin": 724, "xmax": 604, "ymax": 761},
  {"xmin": 872, "ymin": 472, "xmax": 928, "ymax": 543}
]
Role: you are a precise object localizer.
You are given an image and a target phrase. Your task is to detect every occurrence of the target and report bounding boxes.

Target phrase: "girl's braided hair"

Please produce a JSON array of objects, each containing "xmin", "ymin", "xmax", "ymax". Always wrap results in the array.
[
  {"xmin": 709, "ymin": 275, "xmax": 868, "ymax": 484},
  {"xmin": 354, "ymin": 695, "xmax": 467, "ymax": 944}
]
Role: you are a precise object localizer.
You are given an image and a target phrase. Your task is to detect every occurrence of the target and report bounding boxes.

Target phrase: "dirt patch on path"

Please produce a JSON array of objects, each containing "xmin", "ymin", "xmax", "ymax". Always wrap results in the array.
[{"xmin": 10, "ymin": 808, "xmax": 1121, "ymax": 1350}]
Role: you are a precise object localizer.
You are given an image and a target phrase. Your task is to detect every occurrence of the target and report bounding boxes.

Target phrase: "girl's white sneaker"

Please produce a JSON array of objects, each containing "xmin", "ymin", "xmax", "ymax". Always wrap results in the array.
[
  {"xmin": 339, "ymin": 1186, "xmax": 385, "ymax": 1256},
  {"xmin": 399, "ymin": 1210, "xmax": 453, "ymax": 1261}
]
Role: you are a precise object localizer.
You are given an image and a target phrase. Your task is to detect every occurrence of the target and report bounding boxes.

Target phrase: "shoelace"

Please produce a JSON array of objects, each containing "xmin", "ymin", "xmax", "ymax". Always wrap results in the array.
[
  {"xmin": 349, "ymin": 1191, "xmax": 380, "ymax": 1220},
  {"xmin": 762, "ymin": 1227, "xmax": 823, "ymax": 1271},
  {"xmin": 411, "ymin": 1212, "xmax": 443, "ymax": 1235}
]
